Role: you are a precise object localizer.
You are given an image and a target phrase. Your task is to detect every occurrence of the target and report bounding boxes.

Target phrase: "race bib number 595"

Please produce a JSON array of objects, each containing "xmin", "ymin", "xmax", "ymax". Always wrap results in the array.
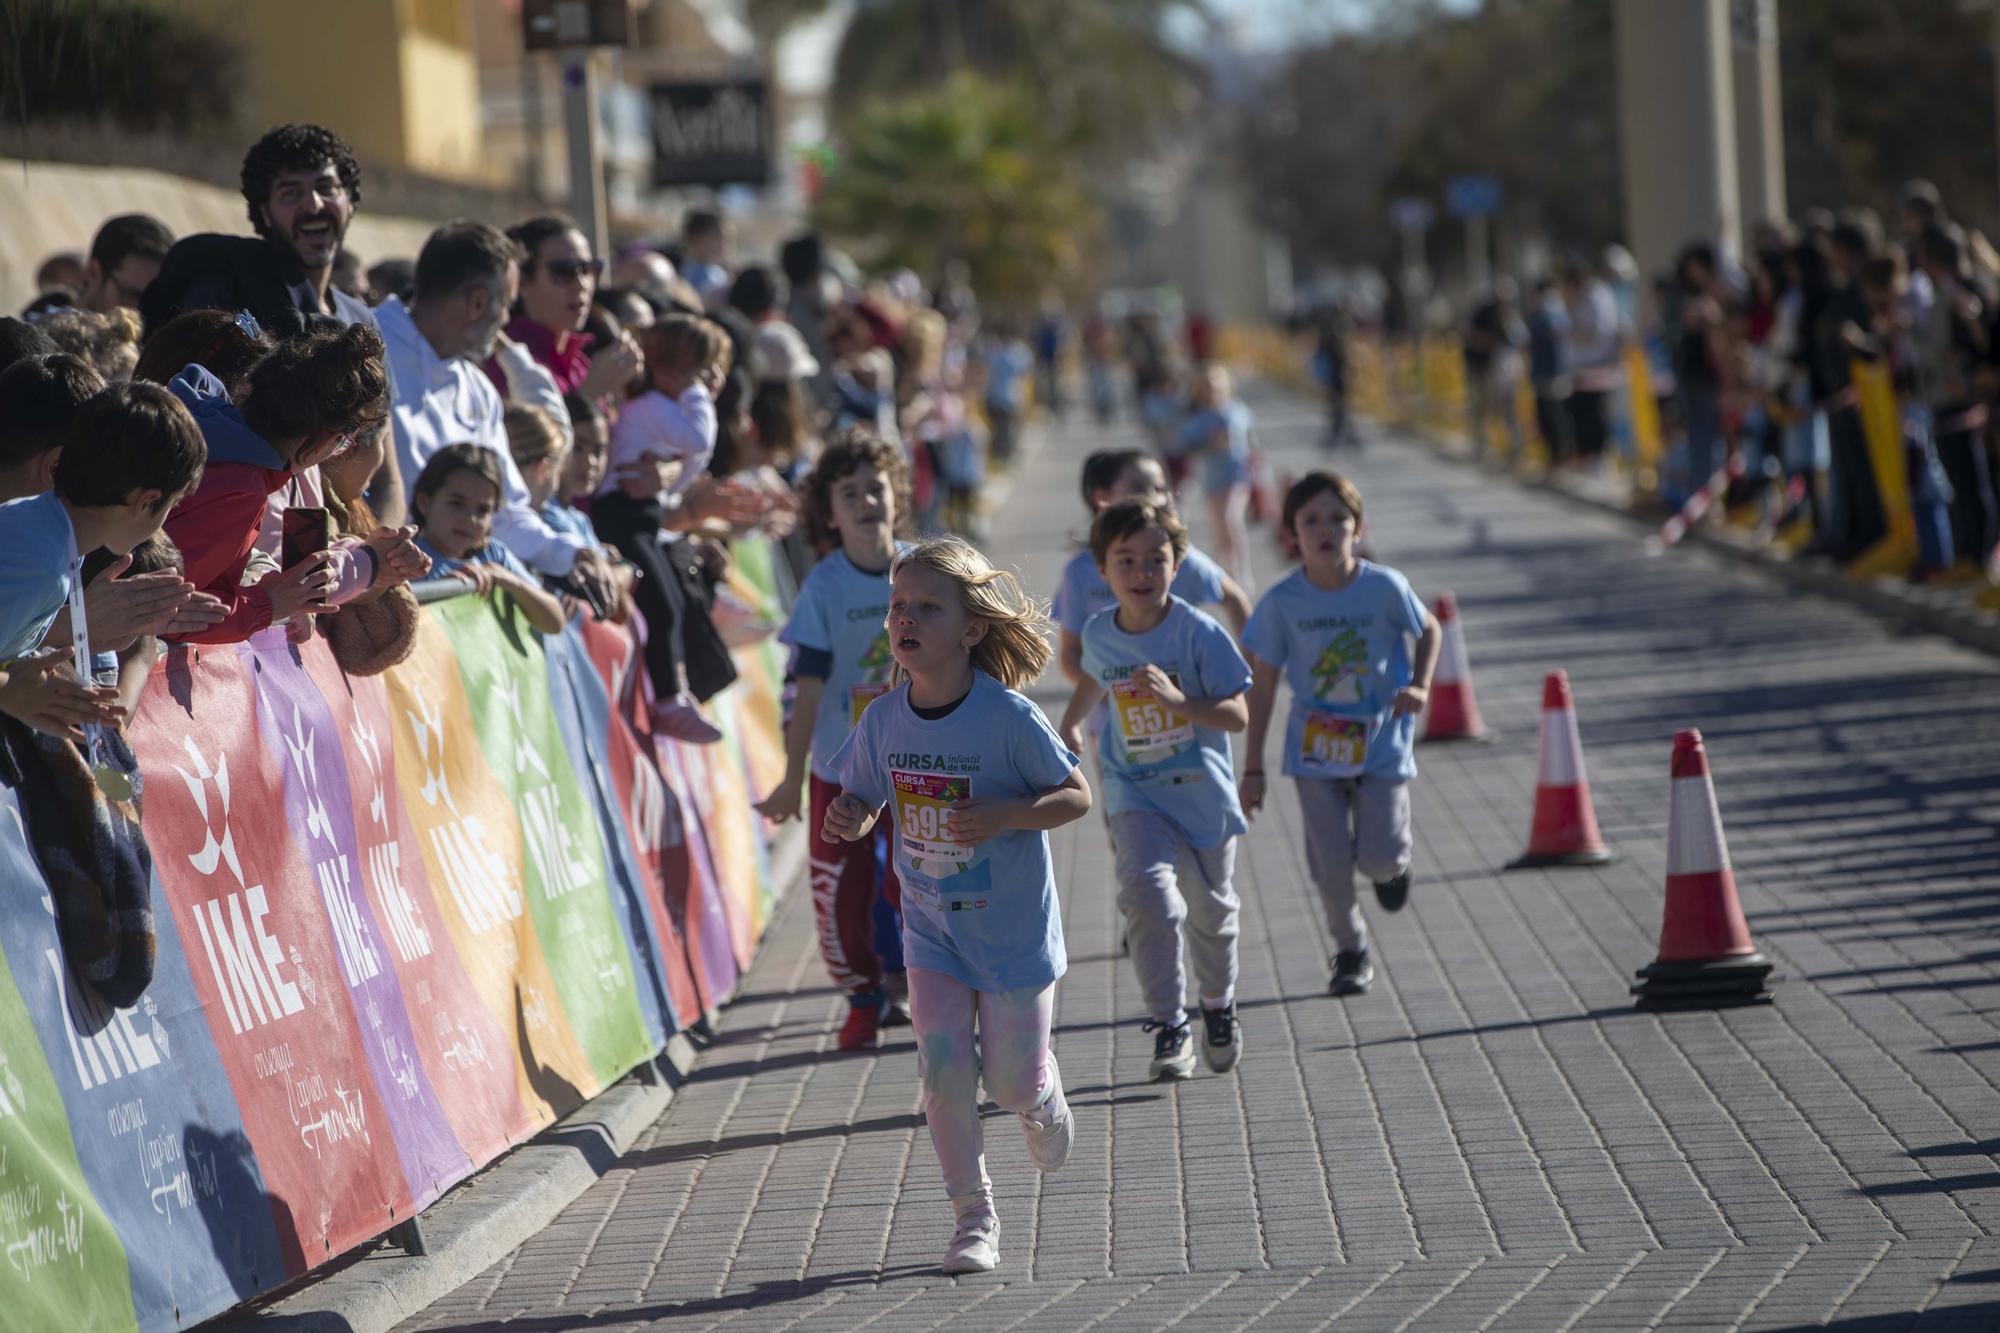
[{"xmin": 892, "ymin": 769, "xmax": 971, "ymax": 869}]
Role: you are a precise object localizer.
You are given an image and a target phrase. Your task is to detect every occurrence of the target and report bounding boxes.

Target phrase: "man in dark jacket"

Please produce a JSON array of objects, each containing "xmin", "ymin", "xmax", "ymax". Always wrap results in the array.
[{"xmin": 142, "ymin": 124, "xmax": 374, "ymax": 337}]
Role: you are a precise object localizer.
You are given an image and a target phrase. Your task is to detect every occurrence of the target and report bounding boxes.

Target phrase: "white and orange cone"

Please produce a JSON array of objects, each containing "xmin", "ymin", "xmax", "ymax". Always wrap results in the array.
[
  {"xmin": 1632, "ymin": 729, "xmax": 1774, "ymax": 1009},
  {"xmin": 1420, "ymin": 592, "xmax": 1489, "ymax": 743},
  {"xmin": 1505, "ymin": 670, "xmax": 1616, "ymax": 868}
]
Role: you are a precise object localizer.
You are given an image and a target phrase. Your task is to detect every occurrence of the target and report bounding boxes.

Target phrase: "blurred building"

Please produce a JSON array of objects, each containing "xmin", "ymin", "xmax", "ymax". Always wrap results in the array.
[{"xmin": 178, "ymin": 0, "xmax": 493, "ymax": 185}]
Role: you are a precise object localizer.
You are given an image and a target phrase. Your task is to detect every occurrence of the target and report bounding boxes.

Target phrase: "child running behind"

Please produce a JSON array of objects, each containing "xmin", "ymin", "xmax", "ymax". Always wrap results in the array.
[
  {"xmin": 410, "ymin": 444, "xmax": 569, "ymax": 636},
  {"xmin": 1053, "ymin": 447, "xmax": 1250, "ymax": 691},
  {"xmin": 1059, "ymin": 499, "xmax": 1252, "ymax": 1080},
  {"xmin": 1240, "ymin": 472, "xmax": 1440, "ymax": 996},
  {"xmin": 821, "ymin": 537, "xmax": 1090, "ymax": 1275},
  {"xmin": 1178, "ymin": 362, "xmax": 1256, "ymax": 588},
  {"xmin": 756, "ymin": 431, "xmax": 913, "ymax": 1051}
]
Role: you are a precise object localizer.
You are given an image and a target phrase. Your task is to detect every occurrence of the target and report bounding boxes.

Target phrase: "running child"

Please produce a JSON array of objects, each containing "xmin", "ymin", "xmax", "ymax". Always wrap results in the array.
[
  {"xmin": 1053, "ymin": 447, "xmax": 1250, "ymax": 691},
  {"xmin": 756, "ymin": 431, "xmax": 914, "ymax": 1051},
  {"xmin": 1240, "ymin": 472, "xmax": 1440, "ymax": 996},
  {"xmin": 1178, "ymin": 362, "xmax": 1255, "ymax": 587},
  {"xmin": 1058, "ymin": 499, "xmax": 1251, "ymax": 1080},
  {"xmin": 822, "ymin": 537, "xmax": 1090, "ymax": 1275},
  {"xmin": 410, "ymin": 443, "xmax": 569, "ymax": 636}
]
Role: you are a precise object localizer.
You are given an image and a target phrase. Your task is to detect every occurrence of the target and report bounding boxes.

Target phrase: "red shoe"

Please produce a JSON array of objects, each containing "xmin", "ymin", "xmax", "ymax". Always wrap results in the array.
[{"xmin": 836, "ymin": 1001, "xmax": 882, "ymax": 1052}]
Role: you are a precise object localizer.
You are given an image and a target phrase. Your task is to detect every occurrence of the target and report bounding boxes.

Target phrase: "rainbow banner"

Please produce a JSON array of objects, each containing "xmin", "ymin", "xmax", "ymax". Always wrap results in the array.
[{"xmin": 0, "ymin": 568, "xmax": 789, "ymax": 1330}]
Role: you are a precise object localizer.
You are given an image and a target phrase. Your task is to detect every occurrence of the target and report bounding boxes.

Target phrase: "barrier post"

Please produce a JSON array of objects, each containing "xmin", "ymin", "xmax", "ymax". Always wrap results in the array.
[
  {"xmin": 1846, "ymin": 357, "xmax": 1918, "ymax": 581},
  {"xmin": 1624, "ymin": 342, "xmax": 1663, "ymax": 498}
]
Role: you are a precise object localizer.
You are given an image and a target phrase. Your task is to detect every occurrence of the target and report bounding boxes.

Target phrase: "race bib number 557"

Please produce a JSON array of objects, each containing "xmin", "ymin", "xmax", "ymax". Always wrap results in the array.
[
  {"xmin": 892, "ymin": 769, "xmax": 971, "ymax": 870},
  {"xmin": 1111, "ymin": 675, "xmax": 1193, "ymax": 760}
]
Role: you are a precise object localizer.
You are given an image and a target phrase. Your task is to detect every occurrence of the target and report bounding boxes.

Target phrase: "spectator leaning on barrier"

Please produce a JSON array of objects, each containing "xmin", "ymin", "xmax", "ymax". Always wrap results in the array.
[
  {"xmin": 1913, "ymin": 224, "xmax": 1998, "ymax": 575},
  {"xmin": 161, "ymin": 323, "xmax": 392, "ymax": 645},
  {"xmin": 78, "ymin": 214, "xmax": 174, "ymax": 315},
  {"xmin": 143, "ymin": 124, "xmax": 375, "ymax": 338},
  {"xmin": 377, "ymin": 220, "xmax": 616, "ymax": 609},
  {"xmin": 490, "ymin": 215, "xmax": 641, "ymax": 406}
]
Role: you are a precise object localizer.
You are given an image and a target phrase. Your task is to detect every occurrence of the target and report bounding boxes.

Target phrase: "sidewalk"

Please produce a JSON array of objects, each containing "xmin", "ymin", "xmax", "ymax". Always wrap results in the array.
[{"xmin": 386, "ymin": 391, "xmax": 2000, "ymax": 1331}]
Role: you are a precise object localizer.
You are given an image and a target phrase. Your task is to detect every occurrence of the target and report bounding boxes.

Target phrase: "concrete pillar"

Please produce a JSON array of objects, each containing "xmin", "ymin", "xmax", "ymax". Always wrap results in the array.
[
  {"xmin": 1731, "ymin": 0, "xmax": 1787, "ymax": 245},
  {"xmin": 1614, "ymin": 0, "xmax": 1740, "ymax": 280}
]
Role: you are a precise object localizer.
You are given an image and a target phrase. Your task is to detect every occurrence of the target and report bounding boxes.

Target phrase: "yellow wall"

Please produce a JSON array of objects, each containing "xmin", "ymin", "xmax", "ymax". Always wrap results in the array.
[{"xmin": 177, "ymin": 0, "xmax": 492, "ymax": 185}]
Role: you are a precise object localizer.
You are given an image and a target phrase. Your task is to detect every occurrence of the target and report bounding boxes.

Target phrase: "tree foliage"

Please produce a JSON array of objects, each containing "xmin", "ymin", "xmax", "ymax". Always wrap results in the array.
[{"xmin": 811, "ymin": 72, "xmax": 1098, "ymax": 305}]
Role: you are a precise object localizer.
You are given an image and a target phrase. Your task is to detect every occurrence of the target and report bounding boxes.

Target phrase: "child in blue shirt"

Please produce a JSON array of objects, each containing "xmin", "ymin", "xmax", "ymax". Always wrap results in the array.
[
  {"xmin": 1059, "ymin": 499, "xmax": 1252, "ymax": 1080},
  {"xmin": 1242, "ymin": 472, "xmax": 1440, "ymax": 998},
  {"xmin": 1178, "ymin": 362, "xmax": 1256, "ymax": 587},
  {"xmin": 1054, "ymin": 447, "xmax": 1250, "ymax": 692},
  {"xmin": 756, "ymin": 432, "xmax": 913, "ymax": 1051},
  {"xmin": 410, "ymin": 444, "xmax": 568, "ymax": 636},
  {"xmin": 823, "ymin": 537, "xmax": 1091, "ymax": 1277},
  {"xmin": 0, "ymin": 382, "xmax": 206, "ymax": 740}
]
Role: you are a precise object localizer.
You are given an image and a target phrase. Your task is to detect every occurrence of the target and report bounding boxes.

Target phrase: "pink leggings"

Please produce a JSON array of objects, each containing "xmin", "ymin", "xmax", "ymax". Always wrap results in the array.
[{"xmin": 908, "ymin": 966, "xmax": 1058, "ymax": 1205}]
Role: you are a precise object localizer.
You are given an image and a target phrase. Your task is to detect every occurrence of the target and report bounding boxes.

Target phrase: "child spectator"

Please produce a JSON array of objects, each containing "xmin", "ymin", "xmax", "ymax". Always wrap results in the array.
[
  {"xmin": 409, "ymin": 444, "xmax": 567, "ymax": 635},
  {"xmin": 1240, "ymin": 473, "xmax": 1440, "ymax": 997},
  {"xmin": 601, "ymin": 315, "xmax": 729, "ymax": 499},
  {"xmin": 162, "ymin": 323, "xmax": 394, "ymax": 644},
  {"xmin": 1178, "ymin": 362, "xmax": 1256, "ymax": 586},
  {"xmin": 36, "ymin": 307, "xmax": 142, "ymax": 383},
  {"xmin": 0, "ymin": 382, "xmax": 206, "ymax": 739},
  {"xmin": 0, "ymin": 353, "xmax": 105, "ymax": 502},
  {"xmin": 132, "ymin": 308, "xmax": 273, "ymax": 391},
  {"xmin": 757, "ymin": 432, "xmax": 914, "ymax": 1050},
  {"xmin": 822, "ymin": 537, "xmax": 1089, "ymax": 1275},
  {"xmin": 1058, "ymin": 499, "xmax": 1252, "ymax": 1080}
]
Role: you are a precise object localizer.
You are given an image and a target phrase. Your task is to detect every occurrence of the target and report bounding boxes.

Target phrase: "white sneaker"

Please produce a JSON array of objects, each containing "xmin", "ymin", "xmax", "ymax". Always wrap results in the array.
[
  {"xmin": 1021, "ymin": 1068, "xmax": 1073, "ymax": 1172},
  {"xmin": 941, "ymin": 1209, "xmax": 1000, "ymax": 1274},
  {"xmin": 1147, "ymin": 1019, "xmax": 1196, "ymax": 1081}
]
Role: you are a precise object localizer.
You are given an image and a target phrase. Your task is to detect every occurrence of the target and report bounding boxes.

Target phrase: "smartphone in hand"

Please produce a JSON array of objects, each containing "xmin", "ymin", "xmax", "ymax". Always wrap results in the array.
[{"xmin": 280, "ymin": 506, "xmax": 334, "ymax": 603}]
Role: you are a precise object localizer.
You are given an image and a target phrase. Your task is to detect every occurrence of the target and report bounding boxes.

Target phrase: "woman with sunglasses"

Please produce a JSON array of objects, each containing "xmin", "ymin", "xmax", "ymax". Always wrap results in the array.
[{"xmin": 486, "ymin": 215, "xmax": 642, "ymax": 406}]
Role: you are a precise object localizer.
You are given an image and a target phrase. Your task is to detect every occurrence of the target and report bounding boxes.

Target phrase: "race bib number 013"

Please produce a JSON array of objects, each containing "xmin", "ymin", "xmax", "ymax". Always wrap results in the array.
[
  {"xmin": 1111, "ymin": 675, "xmax": 1193, "ymax": 759},
  {"xmin": 849, "ymin": 681, "xmax": 892, "ymax": 725},
  {"xmin": 892, "ymin": 769, "xmax": 971, "ymax": 868},
  {"xmin": 1301, "ymin": 708, "xmax": 1367, "ymax": 777}
]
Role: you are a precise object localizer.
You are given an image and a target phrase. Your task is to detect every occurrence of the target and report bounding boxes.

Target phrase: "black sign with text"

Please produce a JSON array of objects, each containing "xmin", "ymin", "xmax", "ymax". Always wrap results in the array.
[{"xmin": 649, "ymin": 78, "xmax": 773, "ymax": 188}]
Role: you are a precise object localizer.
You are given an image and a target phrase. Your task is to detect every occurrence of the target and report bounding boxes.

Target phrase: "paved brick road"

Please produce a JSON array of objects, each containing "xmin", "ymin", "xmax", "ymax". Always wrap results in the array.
[{"xmin": 392, "ymin": 389, "xmax": 2000, "ymax": 1330}]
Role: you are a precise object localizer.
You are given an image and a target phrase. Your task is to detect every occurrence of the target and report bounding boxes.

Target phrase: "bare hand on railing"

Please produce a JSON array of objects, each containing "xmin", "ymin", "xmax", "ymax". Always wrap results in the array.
[
  {"xmin": 0, "ymin": 649, "xmax": 126, "ymax": 743},
  {"xmin": 265, "ymin": 550, "xmax": 338, "ymax": 622},
  {"xmin": 452, "ymin": 563, "xmax": 497, "ymax": 598},
  {"xmin": 366, "ymin": 526, "xmax": 431, "ymax": 588}
]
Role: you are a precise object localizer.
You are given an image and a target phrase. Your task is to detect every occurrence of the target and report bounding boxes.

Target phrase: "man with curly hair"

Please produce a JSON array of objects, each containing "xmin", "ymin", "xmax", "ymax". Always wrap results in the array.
[{"xmin": 141, "ymin": 124, "xmax": 374, "ymax": 338}]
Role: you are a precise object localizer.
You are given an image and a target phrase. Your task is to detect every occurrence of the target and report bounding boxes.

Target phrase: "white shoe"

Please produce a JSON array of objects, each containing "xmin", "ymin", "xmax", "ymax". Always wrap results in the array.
[
  {"xmin": 1021, "ymin": 1068, "xmax": 1073, "ymax": 1172},
  {"xmin": 941, "ymin": 1209, "xmax": 999, "ymax": 1274},
  {"xmin": 1147, "ymin": 1019, "xmax": 1196, "ymax": 1081}
]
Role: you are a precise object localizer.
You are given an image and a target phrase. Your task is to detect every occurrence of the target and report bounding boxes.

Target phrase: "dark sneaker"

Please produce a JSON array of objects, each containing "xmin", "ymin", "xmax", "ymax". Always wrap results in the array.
[
  {"xmin": 1200, "ymin": 1003, "xmax": 1240, "ymax": 1073},
  {"xmin": 881, "ymin": 972, "xmax": 911, "ymax": 1028},
  {"xmin": 837, "ymin": 997, "xmax": 883, "ymax": 1051},
  {"xmin": 1145, "ymin": 1019, "xmax": 1196, "ymax": 1081},
  {"xmin": 1329, "ymin": 949, "xmax": 1374, "ymax": 996},
  {"xmin": 1374, "ymin": 867, "xmax": 1412, "ymax": 913}
]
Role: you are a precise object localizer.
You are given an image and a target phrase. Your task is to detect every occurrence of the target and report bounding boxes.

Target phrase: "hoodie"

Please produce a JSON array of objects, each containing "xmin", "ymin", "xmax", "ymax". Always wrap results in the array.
[{"xmin": 162, "ymin": 364, "xmax": 294, "ymax": 643}]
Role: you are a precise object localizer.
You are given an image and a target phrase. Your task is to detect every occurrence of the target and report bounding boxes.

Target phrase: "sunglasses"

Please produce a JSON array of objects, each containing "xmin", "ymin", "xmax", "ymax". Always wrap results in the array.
[{"xmin": 541, "ymin": 258, "xmax": 604, "ymax": 283}]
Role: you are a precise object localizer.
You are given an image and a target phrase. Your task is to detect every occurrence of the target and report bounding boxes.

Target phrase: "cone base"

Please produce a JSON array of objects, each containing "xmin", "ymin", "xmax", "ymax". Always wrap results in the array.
[
  {"xmin": 1631, "ymin": 953, "xmax": 1776, "ymax": 1010},
  {"xmin": 1505, "ymin": 847, "xmax": 1618, "ymax": 870}
]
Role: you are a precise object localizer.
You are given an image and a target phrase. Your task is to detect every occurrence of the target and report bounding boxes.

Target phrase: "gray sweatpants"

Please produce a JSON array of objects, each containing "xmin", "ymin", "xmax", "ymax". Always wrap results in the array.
[
  {"xmin": 1110, "ymin": 809, "xmax": 1239, "ymax": 1028},
  {"xmin": 1296, "ymin": 776, "xmax": 1412, "ymax": 953}
]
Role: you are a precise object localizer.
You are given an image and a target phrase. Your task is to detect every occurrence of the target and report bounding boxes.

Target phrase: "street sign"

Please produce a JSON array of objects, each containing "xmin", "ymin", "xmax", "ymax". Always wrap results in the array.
[
  {"xmin": 650, "ymin": 78, "xmax": 774, "ymax": 188},
  {"xmin": 522, "ymin": 0, "xmax": 631, "ymax": 50},
  {"xmin": 1389, "ymin": 196, "xmax": 1435, "ymax": 232},
  {"xmin": 1446, "ymin": 174, "xmax": 1503, "ymax": 219}
]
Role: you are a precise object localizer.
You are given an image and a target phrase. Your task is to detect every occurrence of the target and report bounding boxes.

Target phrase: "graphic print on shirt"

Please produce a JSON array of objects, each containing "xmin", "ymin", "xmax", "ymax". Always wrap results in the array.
[
  {"xmin": 1304, "ymin": 621, "xmax": 1373, "ymax": 777},
  {"xmin": 850, "ymin": 628, "xmax": 894, "ymax": 724}
]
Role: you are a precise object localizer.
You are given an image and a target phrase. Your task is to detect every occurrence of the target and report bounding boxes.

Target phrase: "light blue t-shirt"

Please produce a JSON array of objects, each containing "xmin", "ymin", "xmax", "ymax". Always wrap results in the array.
[
  {"xmin": 1081, "ymin": 597, "xmax": 1251, "ymax": 848},
  {"xmin": 0, "ymin": 492, "xmax": 78, "ymax": 663},
  {"xmin": 1179, "ymin": 400, "xmax": 1254, "ymax": 494},
  {"xmin": 415, "ymin": 534, "xmax": 537, "ymax": 583},
  {"xmin": 1242, "ymin": 562, "xmax": 1429, "ymax": 782},
  {"xmin": 1052, "ymin": 544, "xmax": 1229, "ymax": 635},
  {"xmin": 829, "ymin": 669, "xmax": 1079, "ymax": 993},
  {"xmin": 539, "ymin": 499, "xmax": 605, "ymax": 553},
  {"xmin": 779, "ymin": 546, "xmax": 904, "ymax": 784}
]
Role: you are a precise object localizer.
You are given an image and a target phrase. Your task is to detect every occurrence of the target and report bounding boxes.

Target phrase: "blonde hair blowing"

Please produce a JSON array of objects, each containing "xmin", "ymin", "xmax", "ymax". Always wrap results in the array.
[{"xmin": 892, "ymin": 536, "xmax": 1052, "ymax": 692}]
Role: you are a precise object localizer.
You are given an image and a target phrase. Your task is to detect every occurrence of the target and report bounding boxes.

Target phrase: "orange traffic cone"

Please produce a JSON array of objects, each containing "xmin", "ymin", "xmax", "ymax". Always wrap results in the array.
[
  {"xmin": 1632, "ymin": 730, "xmax": 1775, "ymax": 1009},
  {"xmin": 1505, "ymin": 670, "xmax": 1616, "ymax": 868},
  {"xmin": 1420, "ymin": 592, "xmax": 1489, "ymax": 742}
]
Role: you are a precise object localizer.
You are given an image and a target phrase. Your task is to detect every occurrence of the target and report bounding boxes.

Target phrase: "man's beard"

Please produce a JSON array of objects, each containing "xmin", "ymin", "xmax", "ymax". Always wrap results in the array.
[{"xmin": 466, "ymin": 309, "xmax": 506, "ymax": 362}]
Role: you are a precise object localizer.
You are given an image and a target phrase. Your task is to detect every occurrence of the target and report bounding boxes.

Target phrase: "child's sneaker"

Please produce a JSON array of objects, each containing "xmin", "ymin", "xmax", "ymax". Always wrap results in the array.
[
  {"xmin": 836, "ymin": 996, "xmax": 882, "ymax": 1051},
  {"xmin": 1329, "ymin": 948, "xmax": 1373, "ymax": 996},
  {"xmin": 650, "ymin": 693, "xmax": 724, "ymax": 745},
  {"xmin": 941, "ymin": 1201, "xmax": 1000, "ymax": 1274},
  {"xmin": 1146, "ymin": 1019, "xmax": 1196, "ymax": 1081},
  {"xmin": 1020, "ymin": 1068, "xmax": 1073, "ymax": 1171},
  {"xmin": 1373, "ymin": 867, "xmax": 1412, "ymax": 912},
  {"xmin": 1200, "ymin": 1003, "xmax": 1240, "ymax": 1073}
]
